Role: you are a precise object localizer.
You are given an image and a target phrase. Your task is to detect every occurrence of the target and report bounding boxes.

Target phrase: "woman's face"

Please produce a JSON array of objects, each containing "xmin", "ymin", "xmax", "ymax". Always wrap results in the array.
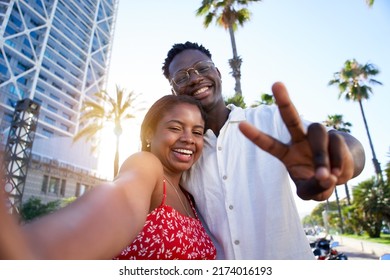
[{"xmin": 150, "ymin": 103, "xmax": 205, "ymax": 174}]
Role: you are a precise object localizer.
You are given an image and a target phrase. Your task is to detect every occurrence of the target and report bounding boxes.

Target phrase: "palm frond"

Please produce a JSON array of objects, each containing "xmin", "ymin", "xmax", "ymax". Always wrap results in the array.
[{"xmin": 73, "ymin": 122, "xmax": 104, "ymax": 142}]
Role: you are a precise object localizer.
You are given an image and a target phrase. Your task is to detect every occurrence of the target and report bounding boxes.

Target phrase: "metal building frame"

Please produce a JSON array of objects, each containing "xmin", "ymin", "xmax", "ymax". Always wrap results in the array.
[{"xmin": 3, "ymin": 98, "xmax": 40, "ymax": 213}]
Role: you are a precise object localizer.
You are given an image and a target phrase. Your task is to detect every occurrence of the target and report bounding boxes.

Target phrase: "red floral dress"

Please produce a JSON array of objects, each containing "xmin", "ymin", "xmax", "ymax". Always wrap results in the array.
[{"xmin": 113, "ymin": 181, "xmax": 216, "ymax": 260}]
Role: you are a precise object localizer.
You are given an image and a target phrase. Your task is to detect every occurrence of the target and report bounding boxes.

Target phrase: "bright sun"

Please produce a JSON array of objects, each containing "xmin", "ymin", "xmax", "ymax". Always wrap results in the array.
[{"xmin": 97, "ymin": 121, "xmax": 142, "ymax": 180}]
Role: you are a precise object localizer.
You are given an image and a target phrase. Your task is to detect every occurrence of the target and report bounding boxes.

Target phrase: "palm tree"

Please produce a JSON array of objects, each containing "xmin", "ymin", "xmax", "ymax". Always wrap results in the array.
[
  {"xmin": 323, "ymin": 114, "xmax": 352, "ymax": 206},
  {"xmin": 196, "ymin": 0, "xmax": 262, "ymax": 96},
  {"xmin": 251, "ymin": 93, "xmax": 275, "ymax": 107},
  {"xmin": 328, "ymin": 59, "xmax": 383, "ymax": 182},
  {"xmin": 366, "ymin": 0, "xmax": 375, "ymax": 7},
  {"xmin": 225, "ymin": 94, "xmax": 246, "ymax": 108},
  {"xmin": 351, "ymin": 177, "xmax": 389, "ymax": 237},
  {"xmin": 74, "ymin": 86, "xmax": 143, "ymax": 177},
  {"xmin": 323, "ymin": 114, "xmax": 352, "ymax": 133}
]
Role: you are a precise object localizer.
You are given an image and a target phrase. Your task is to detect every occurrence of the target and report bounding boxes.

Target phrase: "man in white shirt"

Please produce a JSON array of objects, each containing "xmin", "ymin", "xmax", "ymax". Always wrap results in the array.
[{"xmin": 161, "ymin": 41, "xmax": 366, "ymax": 259}]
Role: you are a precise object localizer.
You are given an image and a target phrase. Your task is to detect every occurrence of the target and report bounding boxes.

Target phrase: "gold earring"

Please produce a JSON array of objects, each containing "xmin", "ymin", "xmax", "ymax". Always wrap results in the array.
[{"xmin": 146, "ymin": 140, "xmax": 151, "ymax": 148}]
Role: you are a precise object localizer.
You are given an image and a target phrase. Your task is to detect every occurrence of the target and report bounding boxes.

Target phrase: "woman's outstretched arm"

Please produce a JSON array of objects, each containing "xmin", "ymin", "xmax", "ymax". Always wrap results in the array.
[{"xmin": 0, "ymin": 152, "xmax": 162, "ymax": 259}]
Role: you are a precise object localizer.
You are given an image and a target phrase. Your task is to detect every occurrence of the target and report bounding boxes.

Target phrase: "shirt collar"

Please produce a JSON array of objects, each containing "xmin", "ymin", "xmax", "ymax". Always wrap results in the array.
[{"xmin": 226, "ymin": 104, "xmax": 246, "ymax": 122}]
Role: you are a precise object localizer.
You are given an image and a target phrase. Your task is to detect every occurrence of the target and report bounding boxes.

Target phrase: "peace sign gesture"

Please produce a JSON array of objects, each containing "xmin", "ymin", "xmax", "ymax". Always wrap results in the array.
[{"xmin": 239, "ymin": 82, "xmax": 365, "ymax": 201}]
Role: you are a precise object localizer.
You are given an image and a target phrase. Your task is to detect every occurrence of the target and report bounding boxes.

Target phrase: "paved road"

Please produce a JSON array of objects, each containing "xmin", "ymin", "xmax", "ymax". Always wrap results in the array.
[
  {"xmin": 336, "ymin": 244, "xmax": 379, "ymax": 260},
  {"xmin": 332, "ymin": 236, "xmax": 390, "ymax": 260}
]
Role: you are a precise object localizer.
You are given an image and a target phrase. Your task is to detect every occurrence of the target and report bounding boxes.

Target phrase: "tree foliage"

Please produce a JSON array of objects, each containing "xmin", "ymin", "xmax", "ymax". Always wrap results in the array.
[
  {"xmin": 350, "ymin": 177, "xmax": 389, "ymax": 237},
  {"xmin": 20, "ymin": 196, "xmax": 78, "ymax": 222},
  {"xmin": 328, "ymin": 59, "xmax": 382, "ymax": 102},
  {"xmin": 366, "ymin": 0, "xmax": 375, "ymax": 7},
  {"xmin": 323, "ymin": 114, "xmax": 352, "ymax": 133},
  {"xmin": 225, "ymin": 94, "xmax": 246, "ymax": 108},
  {"xmin": 251, "ymin": 93, "xmax": 275, "ymax": 107},
  {"xmin": 20, "ymin": 197, "xmax": 61, "ymax": 222}
]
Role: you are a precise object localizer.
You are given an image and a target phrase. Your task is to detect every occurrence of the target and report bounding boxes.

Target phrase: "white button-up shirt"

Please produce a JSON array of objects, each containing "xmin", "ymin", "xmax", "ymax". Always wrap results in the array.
[{"xmin": 182, "ymin": 104, "xmax": 314, "ymax": 259}]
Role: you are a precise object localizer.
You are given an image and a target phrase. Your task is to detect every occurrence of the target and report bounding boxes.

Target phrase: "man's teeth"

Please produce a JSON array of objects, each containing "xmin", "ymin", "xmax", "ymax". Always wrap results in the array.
[
  {"xmin": 174, "ymin": 149, "xmax": 193, "ymax": 155},
  {"xmin": 194, "ymin": 87, "xmax": 208, "ymax": 96}
]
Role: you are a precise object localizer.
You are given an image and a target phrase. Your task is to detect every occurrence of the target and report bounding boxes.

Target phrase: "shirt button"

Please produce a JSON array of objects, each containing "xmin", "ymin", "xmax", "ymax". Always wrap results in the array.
[
  {"xmin": 218, "ymin": 146, "xmax": 222, "ymax": 151},
  {"xmin": 234, "ymin": 240, "xmax": 240, "ymax": 245},
  {"xmin": 223, "ymin": 175, "xmax": 227, "ymax": 180},
  {"xmin": 229, "ymin": 205, "xmax": 233, "ymax": 210}
]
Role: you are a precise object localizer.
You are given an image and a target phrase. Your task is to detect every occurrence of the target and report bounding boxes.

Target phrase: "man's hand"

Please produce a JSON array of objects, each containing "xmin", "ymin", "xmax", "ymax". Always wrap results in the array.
[{"xmin": 239, "ymin": 82, "xmax": 364, "ymax": 201}]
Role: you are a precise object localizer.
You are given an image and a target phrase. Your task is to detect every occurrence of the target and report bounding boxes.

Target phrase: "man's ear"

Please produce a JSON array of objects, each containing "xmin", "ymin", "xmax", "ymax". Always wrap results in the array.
[{"xmin": 216, "ymin": 67, "xmax": 222, "ymax": 79}]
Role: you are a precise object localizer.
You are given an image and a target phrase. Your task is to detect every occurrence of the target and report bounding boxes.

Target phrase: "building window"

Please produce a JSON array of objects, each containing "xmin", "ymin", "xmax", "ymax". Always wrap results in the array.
[
  {"xmin": 47, "ymin": 104, "xmax": 58, "ymax": 113},
  {"xmin": 49, "ymin": 93, "xmax": 60, "ymax": 101},
  {"xmin": 54, "ymin": 71, "xmax": 64, "ymax": 79},
  {"xmin": 60, "ymin": 123, "xmax": 69, "ymax": 132},
  {"xmin": 75, "ymin": 183, "xmax": 89, "ymax": 197},
  {"xmin": 48, "ymin": 177, "xmax": 60, "ymax": 194},
  {"xmin": 17, "ymin": 62, "xmax": 28, "ymax": 71},
  {"xmin": 42, "ymin": 175, "xmax": 64, "ymax": 196},
  {"xmin": 7, "ymin": 98, "xmax": 16, "ymax": 108},
  {"xmin": 0, "ymin": 64, "xmax": 8, "ymax": 75},
  {"xmin": 33, "ymin": 97, "xmax": 43, "ymax": 105},
  {"xmin": 36, "ymin": 85, "xmax": 45, "ymax": 93},
  {"xmin": 9, "ymin": 84, "xmax": 18, "ymax": 95},
  {"xmin": 4, "ymin": 113, "xmax": 13, "ymax": 123},
  {"xmin": 52, "ymin": 83, "xmax": 62, "ymax": 90},
  {"xmin": 39, "ymin": 74, "xmax": 47, "ymax": 81},
  {"xmin": 44, "ymin": 116, "xmax": 56, "ymax": 125},
  {"xmin": 64, "ymin": 102, "xmax": 73, "ymax": 109},
  {"xmin": 10, "ymin": 14, "xmax": 22, "ymax": 27},
  {"xmin": 60, "ymin": 179, "xmax": 66, "ymax": 196},
  {"xmin": 5, "ymin": 26, "xmax": 16, "ymax": 36},
  {"xmin": 42, "ymin": 128, "xmax": 54, "ymax": 138},
  {"xmin": 41, "ymin": 175, "xmax": 49, "ymax": 193},
  {"xmin": 30, "ymin": 31, "xmax": 39, "ymax": 40},
  {"xmin": 62, "ymin": 112, "xmax": 71, "ymax": 120}
]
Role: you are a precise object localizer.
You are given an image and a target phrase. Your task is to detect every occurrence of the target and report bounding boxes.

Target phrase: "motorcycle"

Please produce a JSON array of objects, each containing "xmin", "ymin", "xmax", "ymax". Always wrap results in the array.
[{"xmin": 311, "ymin": 237, "xmax": 348, "ymax": 260}]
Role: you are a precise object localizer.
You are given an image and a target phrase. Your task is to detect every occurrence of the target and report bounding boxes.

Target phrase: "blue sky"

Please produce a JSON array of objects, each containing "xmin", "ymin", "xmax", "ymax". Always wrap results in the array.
[{"xmin": 106, "ymin": 0, "xmax": 390, "ymax": 216}]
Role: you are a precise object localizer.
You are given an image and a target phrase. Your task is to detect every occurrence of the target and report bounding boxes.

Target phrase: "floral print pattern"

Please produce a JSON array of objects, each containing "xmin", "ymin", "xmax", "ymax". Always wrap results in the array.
[{"xmin": 113, "ymin": 184, "xmax": 216, "ymax": 260}]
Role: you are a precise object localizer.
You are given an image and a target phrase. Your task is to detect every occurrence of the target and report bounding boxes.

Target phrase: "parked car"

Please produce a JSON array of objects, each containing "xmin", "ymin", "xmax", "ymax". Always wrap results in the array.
[{"xmin": 381, "ymin": 227, "xmax": 390, "ymax": 234}]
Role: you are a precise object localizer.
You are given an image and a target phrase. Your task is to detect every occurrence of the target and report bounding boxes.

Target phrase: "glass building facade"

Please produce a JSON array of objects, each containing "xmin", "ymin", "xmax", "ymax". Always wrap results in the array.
[{"xmin": 0, "ymin": 0, "xmax": 119, "ymax": 203}]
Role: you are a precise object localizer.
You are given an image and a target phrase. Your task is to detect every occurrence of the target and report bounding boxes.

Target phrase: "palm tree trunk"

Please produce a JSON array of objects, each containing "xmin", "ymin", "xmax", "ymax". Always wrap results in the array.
[
  {"xmin": 334, "ymin": 187, "xmax": 344, "ymax": 234},
  {"xmin": 358, "ymin": 100, "xmax": 383, "ymax": 182},
  {"xmin": 344, "ymin": 183, "xmax": 351, "ymax": 205},
  {"xmin": 228, "ymin": 25, "xmax": 242, "ymax": 96},
  {"xmin": 114, "ymin": 135, "xmax": 120, "ymax": 177}
]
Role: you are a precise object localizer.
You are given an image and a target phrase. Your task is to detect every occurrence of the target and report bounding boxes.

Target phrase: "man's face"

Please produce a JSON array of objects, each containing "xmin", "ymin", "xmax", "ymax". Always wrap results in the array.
[{"xmin": 168, "ymin": 49, "xmax": 223, "ymax": 112}]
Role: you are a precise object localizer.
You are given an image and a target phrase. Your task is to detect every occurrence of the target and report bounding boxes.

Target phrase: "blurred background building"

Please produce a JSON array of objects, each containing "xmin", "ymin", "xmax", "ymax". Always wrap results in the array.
[{"xmin": 0, "ymin": 0, "xmax": 119, "ymax": 206}]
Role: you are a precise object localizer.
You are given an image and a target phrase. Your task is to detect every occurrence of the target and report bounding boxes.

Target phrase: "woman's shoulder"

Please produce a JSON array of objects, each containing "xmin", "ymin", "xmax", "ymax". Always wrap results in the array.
[
  {"xmin": 114, "ymin": 151, "xmax": 164, "ymax": 194},
  {"xmin": 120, "ymin": 151, "xmax": 162, "ymax": 172},
  {"xmin": 127, "ymin": 151, "xmax": 160, "ymax": 161}
]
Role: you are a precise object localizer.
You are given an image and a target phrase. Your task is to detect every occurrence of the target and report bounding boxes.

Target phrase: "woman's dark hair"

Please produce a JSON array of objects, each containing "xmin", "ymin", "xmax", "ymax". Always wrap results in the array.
[
  {"xmin": 162, "ymin": 41, "xmax": 212, "ymax": 79},
  {"xmin": 140, "ymin": 95, "xmax": 207, "ymax": 151}
]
